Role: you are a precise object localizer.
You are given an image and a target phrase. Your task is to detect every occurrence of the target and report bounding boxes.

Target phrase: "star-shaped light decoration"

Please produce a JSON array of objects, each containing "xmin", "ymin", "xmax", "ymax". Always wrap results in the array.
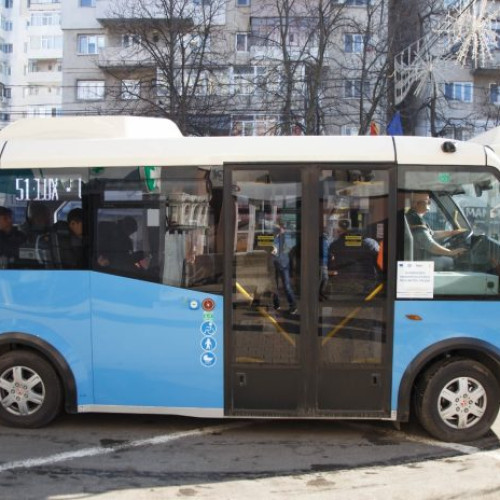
[{"xmin": 444, "ymin": 0, "xmax": 499, "ymax": 67}]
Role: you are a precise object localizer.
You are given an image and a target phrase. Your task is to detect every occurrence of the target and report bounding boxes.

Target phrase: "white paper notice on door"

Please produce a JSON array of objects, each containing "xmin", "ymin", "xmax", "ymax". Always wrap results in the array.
[{"xmin": 396, "ymin": 261, "xmax": 434, "ymax": 299}]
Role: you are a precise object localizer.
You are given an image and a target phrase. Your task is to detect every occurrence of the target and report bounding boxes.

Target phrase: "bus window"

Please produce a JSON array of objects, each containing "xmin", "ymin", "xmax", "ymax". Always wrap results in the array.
[
  {"xmin": 398, "ymin": 167, "xmax": 500, "ymax": 297},
  {"xmin": 90, "ymin": 166, "xmax": 223, "ymax": 293},
  {"xmin": 0, "ymin": 169, "xmax": 87, "ymax": 270}
]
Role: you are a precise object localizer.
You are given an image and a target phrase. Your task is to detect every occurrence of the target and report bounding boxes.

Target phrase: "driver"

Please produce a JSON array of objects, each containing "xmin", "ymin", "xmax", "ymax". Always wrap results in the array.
[{"xmin": 406, "ymin": 192, "xmax": 467, "ymax": 270}]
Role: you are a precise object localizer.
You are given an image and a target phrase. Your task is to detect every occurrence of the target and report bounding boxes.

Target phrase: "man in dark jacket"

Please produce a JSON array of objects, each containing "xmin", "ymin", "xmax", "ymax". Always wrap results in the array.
[{"xmin": 0, "ymin": 206, "xmax": 25, "ymax": 268}]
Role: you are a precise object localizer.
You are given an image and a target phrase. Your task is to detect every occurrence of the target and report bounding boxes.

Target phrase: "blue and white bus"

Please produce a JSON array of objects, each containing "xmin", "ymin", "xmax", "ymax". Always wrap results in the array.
[{"xmin": 0, "ymin": 116, "xmax": 499, "ymax": 442}]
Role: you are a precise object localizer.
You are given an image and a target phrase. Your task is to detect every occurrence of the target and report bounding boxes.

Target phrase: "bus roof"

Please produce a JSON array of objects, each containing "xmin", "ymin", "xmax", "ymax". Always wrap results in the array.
[{"xmin": 0, "ymin": 116, "xmax": 492, "ymax": 169}]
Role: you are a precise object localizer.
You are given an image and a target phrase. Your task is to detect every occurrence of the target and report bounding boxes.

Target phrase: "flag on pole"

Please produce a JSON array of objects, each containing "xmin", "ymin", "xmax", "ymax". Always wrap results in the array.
[
  {"xmin": 370, "ymin": 121, "xmax": 379, "ymax": 135},
  {"xmin": 387, "ymin": 111, "xmax": 403, "ymax": 136}
]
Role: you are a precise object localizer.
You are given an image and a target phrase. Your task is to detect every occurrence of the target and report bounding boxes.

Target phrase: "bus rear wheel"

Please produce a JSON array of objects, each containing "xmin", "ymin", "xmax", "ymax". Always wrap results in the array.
[
  {"xmin": 0, "ymin": 351, "xmax": 62, "ymax": 428},
  {"xmin": 415, "ymin": 358, "xmax": 499, "ymax": 442}
]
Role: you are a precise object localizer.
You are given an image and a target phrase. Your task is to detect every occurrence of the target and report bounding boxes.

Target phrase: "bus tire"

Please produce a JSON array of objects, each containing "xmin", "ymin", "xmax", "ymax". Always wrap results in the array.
[
  {"xmin": 0, "ymin": 351, "xmax": 62, "ymax": 428},
  {"xmin": 415, "ymin": 358, "xmax": 499, "ymax": 442}
]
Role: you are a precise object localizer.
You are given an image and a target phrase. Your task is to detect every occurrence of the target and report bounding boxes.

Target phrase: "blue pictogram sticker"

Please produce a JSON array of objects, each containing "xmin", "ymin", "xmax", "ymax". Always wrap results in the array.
[
  {"xmin": 200, "ymin": 320, "xmax": 217, "ymax": 336},
  {"xmin": 189, "ymin": 299, "xmax": 199, "ymax": 310},
  {"xmin": 200, "ymin": 352, "xmax": 216, "ymax": 367},
  {"xmin": 201, "ymin": 337, "xmax": 217, "ymax": 352}
]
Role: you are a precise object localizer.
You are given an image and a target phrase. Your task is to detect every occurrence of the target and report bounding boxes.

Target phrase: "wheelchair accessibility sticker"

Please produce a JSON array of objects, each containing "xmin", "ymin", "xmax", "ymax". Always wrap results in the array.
[{"xmin": 200, "ymin": 320, "xmax": 217, "ymax": 336}]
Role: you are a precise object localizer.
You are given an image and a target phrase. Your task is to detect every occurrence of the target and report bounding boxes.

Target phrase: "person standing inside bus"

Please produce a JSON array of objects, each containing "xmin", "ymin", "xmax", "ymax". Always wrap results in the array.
[
  {"xmin": 0, "ymin": 206, "xmax": 25, "ymax": 268},
  {"xmin": 406, "ymin": 192, "xmax": 467, "ymax": 270},
  {"xmin": 271, "ymin": 222, "xmax": 298, "ymax": 315}
]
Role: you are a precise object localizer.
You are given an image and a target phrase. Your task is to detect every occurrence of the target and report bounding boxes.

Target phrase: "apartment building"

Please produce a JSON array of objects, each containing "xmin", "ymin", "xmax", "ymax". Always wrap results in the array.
[
  {"xmin": 0, "ymin": 0, "xmax": 63, "ymax": 128},
  {"xmin": 0, "ymin": 0, "xmax": 492, "ymax": 137}
]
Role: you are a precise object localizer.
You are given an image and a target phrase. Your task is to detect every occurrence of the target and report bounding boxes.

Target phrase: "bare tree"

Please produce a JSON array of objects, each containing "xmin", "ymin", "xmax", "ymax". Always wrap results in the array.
[
  {"xmin": 96, "ymin": 0, "xmax": 232, "ymax": 135},
  {"xmin": 249, "ymin": 0, "xmax": 389, "ymax": 136},
  {"xmin": 328, "ymin": 0, "xmax": 390, "ymax": 135}
]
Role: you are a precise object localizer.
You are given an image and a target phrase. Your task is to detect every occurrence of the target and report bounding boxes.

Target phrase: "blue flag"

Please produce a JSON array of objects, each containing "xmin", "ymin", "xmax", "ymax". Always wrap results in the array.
[{"xmin": 387, "ymin": 111, "xmax": 403, "ymax": 136}]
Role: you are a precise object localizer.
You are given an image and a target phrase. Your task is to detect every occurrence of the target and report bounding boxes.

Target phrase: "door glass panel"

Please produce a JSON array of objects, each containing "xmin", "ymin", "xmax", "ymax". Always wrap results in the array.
[
  {"xmin": 232, "ymin": 169, "xmax": 301, "ymax": 365},
  {"xmin": 319, "ymin": 169, "xmax": 388, "ymax": 365}
]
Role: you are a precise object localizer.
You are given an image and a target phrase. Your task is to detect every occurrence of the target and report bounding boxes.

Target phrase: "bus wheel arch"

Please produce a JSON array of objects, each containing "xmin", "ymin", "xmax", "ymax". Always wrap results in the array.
[
  {"xmin": 398, "ymin": 339, "xmax": 500, "ymax": 427},
  {"xmin": 0, "ymin": 332, "xmax": 78, "ymax": 424}
]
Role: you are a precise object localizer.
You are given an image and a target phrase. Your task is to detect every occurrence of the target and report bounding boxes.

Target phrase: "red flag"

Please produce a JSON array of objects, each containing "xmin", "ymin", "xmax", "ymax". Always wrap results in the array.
[{"xmin": 370, "ymin": 121, "xmax": 379, "ymax": 135}]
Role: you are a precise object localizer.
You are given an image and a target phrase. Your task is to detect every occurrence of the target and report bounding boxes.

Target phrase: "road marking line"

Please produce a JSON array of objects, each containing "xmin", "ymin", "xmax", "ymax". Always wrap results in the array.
[
  {"xmin": 0, "ymin": 421, "xmax": 250, "ymax": 473},
  {"xmin": 345, "ymin": 422, "xmax": 482, "ymax": 454},
  {"xmin": 400, "ymin": 433, "xmax": 481, "ymax": 454}
]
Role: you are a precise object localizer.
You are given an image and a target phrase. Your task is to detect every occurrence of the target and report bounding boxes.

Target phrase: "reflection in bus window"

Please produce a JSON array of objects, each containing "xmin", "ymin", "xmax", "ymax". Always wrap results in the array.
[
  {"xmin": 90, "ymin": 166, "xmax": 223, "ymax": 293},
  {"xmin": 319, "ymin": 169, "xmax": 388, "ymax": 366}
]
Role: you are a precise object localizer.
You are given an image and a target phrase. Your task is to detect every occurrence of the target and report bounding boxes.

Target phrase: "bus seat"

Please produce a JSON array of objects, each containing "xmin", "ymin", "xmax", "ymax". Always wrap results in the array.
[
  {"xmin": 182, "ymin": 253, "xmax": 223, "ymax": 290},
  {"xmin": 50, "ymin": 221, "xmax": 74, "ymax": 269},
  {"xmin": 235, "ymin": 250, "xmax": 274, "ymax": 301},
  {"xmin": 403, "ymin": 212, "xmax": 414, "ymax": 261}
]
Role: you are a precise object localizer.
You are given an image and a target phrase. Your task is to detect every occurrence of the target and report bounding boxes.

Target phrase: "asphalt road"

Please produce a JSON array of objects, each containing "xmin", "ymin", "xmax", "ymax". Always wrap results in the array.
[{"xmin": 0, "ymin": 413, "xmax": 499, "ymax": 499}]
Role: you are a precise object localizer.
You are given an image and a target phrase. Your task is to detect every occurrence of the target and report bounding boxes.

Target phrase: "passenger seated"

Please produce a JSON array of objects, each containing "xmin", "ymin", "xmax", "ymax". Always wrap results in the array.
[
  {"xmin": 18, "ymin": 203, "xmax": 52, "ymax": 268},
  {"xmin": 96, "ymin": 216, "xmax": 137, "ymax": 274},
  {"xmin": 52, "ymin": 208, "xmax": 85, "ymax": 269},
  {"xmin": 328, "ymin": 219, "xmax": 380, "ymax": 295},
  {"xmin": 0, "ymin": 206, "xmax": 26, "ymax": 268}
]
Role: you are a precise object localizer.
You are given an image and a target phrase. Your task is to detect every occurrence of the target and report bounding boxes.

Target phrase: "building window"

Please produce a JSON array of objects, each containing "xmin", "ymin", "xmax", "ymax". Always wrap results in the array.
[
  {"xmin": 77, "ymin": 80, "xmax": 105, "ymax": 100},
  {"xmin": 491, "ymin": 20, "xmax": 500, "ymax": 50},
  {"xmin": 29, "ymin": 36, "xmax": 62, "ymax": 50},
  {"xmin": 27, "ymin": 106, "xmax": 61, "ymax": 117},
  {"xmin": 77, "ymin": 34, "xmax": 105, "ymax": 55},
  {"xmin": 236, "ymin": 33, "xmax": 249, "ymax": 52},
  {"xmin": 233, "ymin": 66, "xmax": 265, "ymax": 95},
  {"xmin": 344, "ymin": 33, "xmax": 365, "ymax": 53},
  {"xmin": 121, "ymin": 80, "xmax": 140, "ymax": 100},
  {"xmin": 444, "ymin": 82, "xmax": 473, "ymax": 102},
  {"xmin": 3, "ymin": 87, "xmax": 11, "ymax": 99},
  {"xmin": 4, "ymin": 0, "xmax": 13, "ymax": 8},
  {"xmin": 122, "ymin": 34, "xmax": 141, "ymax": 48},
  {"xmin": 236, "ymin": 0, "xmax": 250, "ymax": 5},
  {"xmin": 1, "ymin": 16, "xmax": 13, "ymax": 30},
  {"xmin": 232, "ymin": 114, "xmax": 277, "ymax": 136},
  {"xmin": 344, "ymin": 79, "xmax": 370, "ymax": 98},
  {"xmin": 342, "ymin": 125, "xmax": 358, "ymax": 136},
  {"xmin": 30, "ymin": 12, "xmax": 61, "ymax": 26},
  {"xmin": 444, "ymin": 0, "xmax": 467, "ymax": 10},
  {"xmin": 79, "ymin": 0, "xmax": 95, "ymax": 6},
  {"xmin": 332, "ymin": 0, "xmax": 371, "ymax": 3},
  {"xmin": 29, "ymin": 0, "xmax": 63, "ymax": 4},
  {"xmin": 490, "ymin": 83, "xmax": 500, "ymax": 105}
]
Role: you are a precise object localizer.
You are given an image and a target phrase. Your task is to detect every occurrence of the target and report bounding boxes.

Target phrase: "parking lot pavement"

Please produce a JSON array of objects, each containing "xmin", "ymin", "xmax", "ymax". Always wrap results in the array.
[{"xmin": 0, "ymin": 414, "xmax": 499, "ymax": 499}]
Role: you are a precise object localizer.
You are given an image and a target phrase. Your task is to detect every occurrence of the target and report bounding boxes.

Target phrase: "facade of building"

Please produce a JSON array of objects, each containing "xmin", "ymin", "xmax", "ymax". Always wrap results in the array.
[
  {"xmin": 0, "ymin": 0, "xmax": 63, "ymax": 129},
  {"xmin": 1, "ymin": 0, "xmax": 500, "ymax": 136},
  {"xmin": 60, "ymin": 0, "xmax": 389, "ymax": 136}
]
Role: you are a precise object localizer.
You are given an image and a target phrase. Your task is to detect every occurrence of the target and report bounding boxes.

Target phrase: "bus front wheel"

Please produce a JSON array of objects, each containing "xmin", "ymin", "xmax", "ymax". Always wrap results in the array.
[
  {"xmin": 0, "ymin": 351, "xmax": 62, "ymax": 428},
  {"xmin": 415, "ymin": 358, "xmax": 499, "ymax": 442}
]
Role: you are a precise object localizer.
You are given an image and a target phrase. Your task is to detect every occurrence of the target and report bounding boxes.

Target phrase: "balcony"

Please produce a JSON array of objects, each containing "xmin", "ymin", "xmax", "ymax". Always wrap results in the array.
[
  {"xmin": 250, "ymin": 44, "xmax": 317, "ymax": 61},
  {"xmin": 26, "ymin": 48, "xmax": 62, "ymax": 60},
  {"xmin": 25, "ymin": 70, "xmax": 61, "ymax": 84},
  {"xmin": 97, "ymin": 46, "xmax": 155, "ymax": 68},
  {"xmin": 472, "ymin": 52, "xmax": 500, "ymax": 75},
  {"xmin": 95, "ymin": 0, "xmax": 224, "ymax": 27}
]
